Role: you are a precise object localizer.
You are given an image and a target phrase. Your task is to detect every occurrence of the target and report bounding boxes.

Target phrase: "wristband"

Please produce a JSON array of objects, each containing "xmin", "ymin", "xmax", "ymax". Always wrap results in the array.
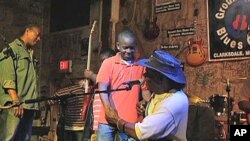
[
  {"xmin": 117, "ymin": 118, "xmax": 122, "ymax": 130},
  {"xmin": 122, "ymin": 122, "xmax": 126, "ymax": 132}
]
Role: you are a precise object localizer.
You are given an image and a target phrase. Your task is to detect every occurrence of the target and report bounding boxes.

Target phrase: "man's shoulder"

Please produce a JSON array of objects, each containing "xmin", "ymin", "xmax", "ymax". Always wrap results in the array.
[
  {"xmin": 172, "ymin": 91, "xmax": 188, "ymax": 100},
  {"xmin": 101, "ymin": 55, "xmax": 119, "ymax": 66},
  {"xmin": 9, "ymin": 38, "xmax": 21, "ymax": 46},
  {"xmin": 106, "ymin": 54, "xmax": 119, "ymax": 61},
  {"xmin": 163, "ymin": 91, "xmax": 188, "ymax": 105},
  {"xmin": 8, "ymin": 39, "xmax": 22, "ymax": 52}
]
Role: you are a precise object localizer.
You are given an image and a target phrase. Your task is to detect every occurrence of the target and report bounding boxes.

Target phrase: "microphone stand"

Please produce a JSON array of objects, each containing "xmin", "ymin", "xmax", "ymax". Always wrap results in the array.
[
  {"xmin": 82, "ymin": 86, "xmax": 132, "ymax": 141},
  {"xmin": 0, "ymin": 87, "xmax": 131, "ymax": 109},
  {"xmin": 82, "ymin": 87, "xmax": 95, "ymax": 141},
  {"xmin": 0, "ymin": 86, "xmax": 132, "ymax": 140},
  {"xmin": 23, "ymin": 87, "xmax": 131, "ymax": 104},
  {"xmin": 226, "ymin": 79, "xmax": 231, "ymax": 141}
]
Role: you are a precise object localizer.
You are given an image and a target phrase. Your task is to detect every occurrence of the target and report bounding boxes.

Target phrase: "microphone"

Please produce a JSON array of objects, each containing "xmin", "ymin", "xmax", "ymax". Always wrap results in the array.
[{"xmin": 122, "ymin": 79, "xmax": 144, "ymax": 86}]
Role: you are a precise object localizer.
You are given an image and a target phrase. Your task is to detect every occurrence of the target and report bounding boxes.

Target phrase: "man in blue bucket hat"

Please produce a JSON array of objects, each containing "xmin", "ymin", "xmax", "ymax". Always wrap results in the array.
[{"xmin": 105, "ymin": 50, "xmax": 188, "ymax": 141}]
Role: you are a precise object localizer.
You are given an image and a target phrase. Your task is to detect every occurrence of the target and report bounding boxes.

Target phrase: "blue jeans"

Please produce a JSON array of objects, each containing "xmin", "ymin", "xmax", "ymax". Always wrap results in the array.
[
  {"xmin": 97, "ymin": 123, "xmax": 135, "ymax": 141},
  {"xmin": 0, "ymin": 109, "xmax": 34, "ymax": 141}
]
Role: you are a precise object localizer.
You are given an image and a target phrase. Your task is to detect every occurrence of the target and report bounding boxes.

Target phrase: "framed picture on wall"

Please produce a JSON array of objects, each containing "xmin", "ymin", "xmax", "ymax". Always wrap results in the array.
[{"xmin": 208, "ymin": 0, "xmax": 250, "ymax": 61}]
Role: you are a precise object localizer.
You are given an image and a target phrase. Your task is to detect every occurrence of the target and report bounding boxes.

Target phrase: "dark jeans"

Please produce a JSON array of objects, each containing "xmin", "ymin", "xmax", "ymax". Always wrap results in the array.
[
  {"xmin": 56, "ymin": 116, "xmax": 85, "ymax": 141},
  {"xmin": 63, "ymin": 130, "xmax": 84, "ymax": 141},
  {"xmin": 0, "ymin": 109, "xmax": 35, "ymax": 141}
]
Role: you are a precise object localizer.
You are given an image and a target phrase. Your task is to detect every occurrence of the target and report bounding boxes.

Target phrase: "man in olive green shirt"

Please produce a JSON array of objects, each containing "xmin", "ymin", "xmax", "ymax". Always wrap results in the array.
[{"xmin": 0, "ymin": 24, "xmax": 41, "ymax": 141}]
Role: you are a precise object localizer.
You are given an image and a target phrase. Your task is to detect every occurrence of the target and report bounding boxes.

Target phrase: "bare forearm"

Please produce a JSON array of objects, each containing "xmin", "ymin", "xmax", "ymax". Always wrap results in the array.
[
  {"xmin": 7, "ymin": 89, "xmax": 19, "ymax": 101},
  {"xmin": 105, "ymin": 107, "xmax": 139, "ymax": 139},
  {"xmin": 98, "ymin": 82, "xmax": 112, "ymax": 109},
  {"xmin": 84, "ymin": 69, "xmax": 97, "ymax": 82},
  {"xmin": 124, "ymin": 122, "xmax": 138, "ymax": 139},
  {"xmin": 117, "ymin": 119, "xmax": 138, "ymax": 140},
  {"xmin": 100, "ymin": 92, "xmax": 111, "ymax": 109}
]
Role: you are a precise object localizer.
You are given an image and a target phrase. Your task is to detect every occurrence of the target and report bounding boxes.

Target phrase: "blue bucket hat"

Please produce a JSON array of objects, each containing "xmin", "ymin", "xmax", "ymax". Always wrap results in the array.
[{"xmin": 138, "ymin": 50, "xmax": 186, "ymax": 84}]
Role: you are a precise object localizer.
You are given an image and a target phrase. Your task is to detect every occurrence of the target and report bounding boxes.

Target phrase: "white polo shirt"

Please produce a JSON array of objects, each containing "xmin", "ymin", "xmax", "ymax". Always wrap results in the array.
[{"xmin": 135, "ymin": 90, "xmax": 188, "ymax": 141}]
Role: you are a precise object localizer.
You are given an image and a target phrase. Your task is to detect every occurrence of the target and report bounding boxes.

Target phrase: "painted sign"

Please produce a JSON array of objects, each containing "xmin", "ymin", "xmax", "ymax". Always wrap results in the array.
[{"xmin": 209, "ymin": 0, "xmax": 250, "ymax": 61}]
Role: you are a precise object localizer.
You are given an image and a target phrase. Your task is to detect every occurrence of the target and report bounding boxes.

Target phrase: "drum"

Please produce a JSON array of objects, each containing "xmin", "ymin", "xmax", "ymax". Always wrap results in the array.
[
  {"xmin": 231, "ymin": 112, "xmax": 247, "ymax": 125},
  {"xmin": 209, "ymin": 94, "xmax": 233, "ymax": 116}
]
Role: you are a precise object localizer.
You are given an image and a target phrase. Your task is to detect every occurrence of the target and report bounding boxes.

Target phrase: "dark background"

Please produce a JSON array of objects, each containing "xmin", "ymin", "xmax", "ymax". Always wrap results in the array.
[{"xmin": 50, "ymin": 0, "xmax": 91, "ymax": 32}]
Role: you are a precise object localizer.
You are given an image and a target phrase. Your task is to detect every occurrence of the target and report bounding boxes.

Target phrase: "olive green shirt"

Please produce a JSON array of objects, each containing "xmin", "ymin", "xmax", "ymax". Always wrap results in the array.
[{"xmin": 0, "ymin": 39, "xmax": 38, "ymax": 110}]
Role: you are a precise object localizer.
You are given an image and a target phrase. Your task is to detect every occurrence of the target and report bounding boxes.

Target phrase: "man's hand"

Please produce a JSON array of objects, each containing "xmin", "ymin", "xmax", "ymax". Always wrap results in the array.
[
  {"xmin": 84, "ymin": 69, "xmax": 94, "ymax": 78},
  {"xmin": 105, "ymin": 107, "xmax": 119, "ymax": 125},
  {"xmin": 12, "ymin": 101, "xmax": 24, "ymax": 117},
  {"xmin": 7, "ymin": 89, "xmax": 23, "ymax": 117},
  {"xmin": 84, "ymin": 69, "xmax": 94, "ymax": 79},
  {"xmin": 137, "ymin": 100, "xmax": 147, "ymax": 116}
]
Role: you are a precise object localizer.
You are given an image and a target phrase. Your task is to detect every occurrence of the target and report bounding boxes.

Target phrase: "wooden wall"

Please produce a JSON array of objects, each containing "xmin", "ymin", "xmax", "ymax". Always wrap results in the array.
[
  {"xmin": 1, "ymin": 0, "xmax": 250, "ymax": 140},
  {"xmin": 115, "ymin": 0, "xmax": 250, "ymax": 112}
]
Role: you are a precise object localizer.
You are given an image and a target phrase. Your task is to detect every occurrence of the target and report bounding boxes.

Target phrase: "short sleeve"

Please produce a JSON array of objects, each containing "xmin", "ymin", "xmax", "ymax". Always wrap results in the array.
[
  {"xmin": 96, "ymin": 58, "xmax": 112, "ymax": 84},
  {"xmin": 135, "ymin": 106, "xmax": 175, "ymax": 140},
  {"xmin": 0, "ymin": 55, "xmax": 16, "ymax": 89}
]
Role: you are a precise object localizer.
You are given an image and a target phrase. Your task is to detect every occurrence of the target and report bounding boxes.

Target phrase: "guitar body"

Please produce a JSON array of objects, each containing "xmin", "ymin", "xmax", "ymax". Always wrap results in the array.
[
  {"xmin": 186, "ymin": 38, "xmax": 207, "ymax": 66},
  {"xmin": 143, "ymin": 17, "xmax": 160, "ymax": 40}
]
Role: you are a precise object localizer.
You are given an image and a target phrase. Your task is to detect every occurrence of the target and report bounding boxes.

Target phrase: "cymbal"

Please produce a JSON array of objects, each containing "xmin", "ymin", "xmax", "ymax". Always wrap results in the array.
[{"xmin": 187, "ymin": 94, "xmax": 204, "ymax": 104}]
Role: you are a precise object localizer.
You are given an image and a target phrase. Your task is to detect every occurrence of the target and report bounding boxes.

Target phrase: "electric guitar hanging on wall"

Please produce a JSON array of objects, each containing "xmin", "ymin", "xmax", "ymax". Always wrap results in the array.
[
  {"xmin": 186, "ymin": 38, "xmax": 207, "ymax": 66},
  {"xmin": 143, "ymin": 0, "xmax": 160, "ymax": 40},
  {"xmin": 185, "ymin": 3, "xmax": 207, "ymax": 66}
]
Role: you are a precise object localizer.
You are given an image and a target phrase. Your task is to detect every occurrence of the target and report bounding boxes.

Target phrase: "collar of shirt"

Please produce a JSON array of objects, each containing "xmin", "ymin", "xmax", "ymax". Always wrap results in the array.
[
  {"xmin": 15, "ymin": 39, "xmax": 34, "ymax": 59},
  {"xmin": 16, "ymin": 38, "xmax": 26, "ymax": 49},
  {"xmin": 114, "ymin": 52, "xmax": 139, "ymax": 66},
  {"xmin": 146, "ymin": 92, "xmax": 174, "ymax": 116}
]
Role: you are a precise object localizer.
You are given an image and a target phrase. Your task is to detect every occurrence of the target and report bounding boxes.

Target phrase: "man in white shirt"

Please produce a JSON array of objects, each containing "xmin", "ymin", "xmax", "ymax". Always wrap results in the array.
[{"xmin": 105, "ymin": 50, "xmax": 189, "ymax": 141}]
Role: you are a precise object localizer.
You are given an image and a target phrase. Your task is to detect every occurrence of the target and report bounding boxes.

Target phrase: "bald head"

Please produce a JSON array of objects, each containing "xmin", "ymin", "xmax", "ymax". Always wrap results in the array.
[
  {"xmin": 117, "ymin": 30, "xmax": 137, "ymax": 46},
  {"xmin": 116, "ymin": 30, "xmax": 138, "ymax": 61}
]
